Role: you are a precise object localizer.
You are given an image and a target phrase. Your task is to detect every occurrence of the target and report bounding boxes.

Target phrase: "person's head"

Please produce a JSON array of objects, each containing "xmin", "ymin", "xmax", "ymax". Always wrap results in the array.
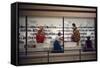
[
  {"xmin": 72, "ymin": 23, "xmax": 77, "ymax": 30},
  {"xmin": 39, "ymin": 26, "xmax": 43, "ymax": 30},
  {"xmin": 37, "ymin": 26, "xmax": 44, "ymax": 34},
  {"xmin": 58, "ymin": 32, "xmax": 61, "ymax": 36},
  {"xmin": 87, "ymin": 36, "xmax": 90, "ymax": 40},
  {"xmin": 72, "ymin": 23, "xmax": 76, "ymax": 27}
]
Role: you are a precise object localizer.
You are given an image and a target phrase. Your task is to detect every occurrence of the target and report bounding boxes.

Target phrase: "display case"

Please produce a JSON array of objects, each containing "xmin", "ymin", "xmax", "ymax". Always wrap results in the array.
[{"xmin": 11, "ymin": 2, "xmax": 97, "ymax": 66}]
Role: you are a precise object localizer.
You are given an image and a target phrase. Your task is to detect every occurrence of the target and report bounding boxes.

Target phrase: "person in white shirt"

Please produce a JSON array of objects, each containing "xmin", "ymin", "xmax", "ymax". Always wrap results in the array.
[{"xmin": 52, "ymin": 32, "xmax": 64, "ymax": 53}]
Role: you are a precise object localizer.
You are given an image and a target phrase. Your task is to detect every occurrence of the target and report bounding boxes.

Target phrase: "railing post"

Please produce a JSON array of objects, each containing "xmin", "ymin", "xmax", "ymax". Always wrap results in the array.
[
  {"xmin": 48, "ymin": 50, "xmax": 49, "ymax": 63},
  {"xmin": 79, "ymin": 49, "xmax": 81, "ymax": 61}
]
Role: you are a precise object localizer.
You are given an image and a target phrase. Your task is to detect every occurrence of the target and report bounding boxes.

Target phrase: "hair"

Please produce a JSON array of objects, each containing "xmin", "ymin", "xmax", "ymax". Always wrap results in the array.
[
  {"xmin": 87, "ymin": 36, "xmax": 90, "ymax": 40},
  {"xmin": 58, "ymin": 32, "xmax": 61, "ymax": 36},
  {"xmin": 72, "ymin": 23, "xmax": 76, "ymax": 27}
]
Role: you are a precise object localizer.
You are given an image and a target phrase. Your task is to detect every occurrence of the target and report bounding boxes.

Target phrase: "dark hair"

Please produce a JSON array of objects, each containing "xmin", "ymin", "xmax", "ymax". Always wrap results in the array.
[
  {"xmin": 58, "ymin": 32, "xmax": 61, "ymax": 36},
  {"xmin": 72, "ymin": 23, "xmax": 76, "ymax": 27},
  {"xmin": 87, "ymin": 36, "xmax": 90, "ymax": 40}
]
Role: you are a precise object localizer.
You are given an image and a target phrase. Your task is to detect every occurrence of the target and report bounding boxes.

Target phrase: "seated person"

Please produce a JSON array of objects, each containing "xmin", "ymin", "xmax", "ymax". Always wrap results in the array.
[
  {"xmin": 71, "ymin": 23, "xmax": 80, "ymax": 46},
  {"xmin": 35, "ymin": 26, "xmax": 46, "ymax": 49},
  {"xmin": 83, "ymin": 36, "xmax": 93, "ymax": 51},
  {"xmin": 52, "ymin": 32, "xmax": 64, "ymax": 53},
  {"xmin": 36, "ymin": 26, "xmax": 46, "ymax": 43}
]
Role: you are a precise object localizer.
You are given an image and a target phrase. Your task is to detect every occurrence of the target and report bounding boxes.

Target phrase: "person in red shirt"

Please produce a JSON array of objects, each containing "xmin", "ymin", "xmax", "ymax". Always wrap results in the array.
[{"xmin": 36, "ymin": 26, "xmax": 46, "ymax": 43}]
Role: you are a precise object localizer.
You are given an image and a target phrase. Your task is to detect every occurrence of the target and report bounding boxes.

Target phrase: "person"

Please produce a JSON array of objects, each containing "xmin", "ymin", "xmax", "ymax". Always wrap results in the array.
[
  {"xmin": 36, "ymin": 26, "xmax": 46, "ymax": 43},
  {"xmin": 35, "ymin": 26, "xmax": 46, "ymax": 49},
  {"xmin": 84, "ymin": 36, "xmax": 93, "ymax": 51},
  {"xmin": 71, "ymin": 23, "xmax": 80, "ymax": 46},
  {"xmin": 52, "ymin": 32, "xmax": 64, "ymax": 53}
]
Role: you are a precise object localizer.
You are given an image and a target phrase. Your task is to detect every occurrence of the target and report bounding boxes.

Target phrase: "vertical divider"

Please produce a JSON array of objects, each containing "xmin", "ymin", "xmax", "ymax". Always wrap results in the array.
[
  {"xmin": 48, "ymin": 50, "xmax": 49, "ymax": 63},
  {"xmin": 25, "ymin": 16, "xmax": 28, "ymax": 55},
  {"xmin": 17, "ymin": 3, "xmax": 19, "ymax": 65},
  {"xmin": 79, "ymin": 49, "xmax": 81, "ymax": 61},
  {"xmin": 63, "ymin": 17, "xmax": 64, "ymax": 52},
  {"xmin": 95, "ymin": 8, "xmax": 97, "ymax": 60}
]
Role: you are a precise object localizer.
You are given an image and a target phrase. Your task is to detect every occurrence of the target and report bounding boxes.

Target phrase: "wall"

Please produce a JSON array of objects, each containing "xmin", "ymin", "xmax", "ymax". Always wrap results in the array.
[{"xmin": 19, "ymin": 16, "xmax": 95, "ymax": 50}]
